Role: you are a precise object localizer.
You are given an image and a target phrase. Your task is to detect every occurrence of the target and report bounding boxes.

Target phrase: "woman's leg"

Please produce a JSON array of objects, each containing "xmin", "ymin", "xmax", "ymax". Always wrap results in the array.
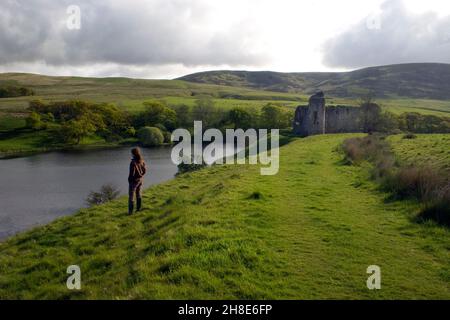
[
  {"xmin": 128, "ymin": 183, "xmax": 135, "ymax": 214},
  {"xmin": 136, "ymin": 182, "xmax": 143, "ymax": 211}
]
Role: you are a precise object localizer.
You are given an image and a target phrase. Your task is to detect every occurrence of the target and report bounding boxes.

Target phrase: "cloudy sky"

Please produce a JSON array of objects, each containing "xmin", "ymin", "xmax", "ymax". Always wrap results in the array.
[{"xmin": 1, "ymin": 0, "xmax": 450, "ymax": 78}]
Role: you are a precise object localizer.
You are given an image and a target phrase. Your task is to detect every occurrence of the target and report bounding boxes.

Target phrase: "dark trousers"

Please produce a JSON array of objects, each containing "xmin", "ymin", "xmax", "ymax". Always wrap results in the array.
[{"xmin": 128, "ymin": 181, "xmax": 143, "ymax": 213}]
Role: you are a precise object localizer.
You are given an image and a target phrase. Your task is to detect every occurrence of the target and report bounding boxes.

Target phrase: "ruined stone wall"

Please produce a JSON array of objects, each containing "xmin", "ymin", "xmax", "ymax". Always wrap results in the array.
[
  {"xmin": 293, "ymin": 93, "xmax": 363, "ymax": 136},
  {"xmin": 325, "ymin": 106, "xmax": 363, "ymax": 133},
  {"xmin": 293, "ymin": 92, "xmax": 326, "ymax": 136},
  {"xmin": 293, "ymin": 106, "xmax": 308, "ymax": 136}
]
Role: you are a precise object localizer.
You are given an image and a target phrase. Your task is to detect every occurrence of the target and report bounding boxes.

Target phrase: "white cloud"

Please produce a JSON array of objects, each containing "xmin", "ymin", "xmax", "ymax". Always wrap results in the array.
[
  {"xmin": 0, "ymin": 0, "xmax": 270, "ymax": 67},
  {"xmin": 1, "ymin": 0, "xmax": 450, "ymax": 78},
  {"xmin": 322, "ymin": 0, "xmax": 450, "ymax": 68}
]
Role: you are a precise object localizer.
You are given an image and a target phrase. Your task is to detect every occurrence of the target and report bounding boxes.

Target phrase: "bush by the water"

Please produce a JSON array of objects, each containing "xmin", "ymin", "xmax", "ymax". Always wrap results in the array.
[
  {"xmin": 342, "ymin": 135, "xmax": 449, "ymax": 227},
  {"xmin": 86, "ymin": 184, "xmax": 120, "ymax": 206},
  {"xmin": 137, "ymin": 126, "xmax": 164, "ymax": 147},
  {"xmin": 402, "ymin": 133, "xmax": 417, "ymax": 139},
  {"xmin": 177, "ymin": 156, "xmax": 207, "ymax": 174}
]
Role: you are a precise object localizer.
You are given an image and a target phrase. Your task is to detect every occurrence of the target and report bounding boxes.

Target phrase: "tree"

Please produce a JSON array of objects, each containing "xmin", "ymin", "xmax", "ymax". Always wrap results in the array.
[
  {"xmin": 227, "ymin": 108, "xmax": 253, "ymax": 129},
  {"xmin": 260, "ymin": 103, "xmax": 291, "ymax": 129},
  {"xmin": 171, "ymin": 104, "xmax": 191, "ymax": 128},
  {"xmin": 192, "ymin": 97, "xmax": 224, "ymax": 128},
  {"xmin": 92, "ymin": 103, "xmax": 130, "ymax": 137},
  {"xmin": 137, "ymin": 126, "xmax": 164, "ymax": 147},
  {"xmin": 60, "ymin": 114, "xmax": 98, "ymax": 144},
  {"xmin": 361, "ymin": 102, "xmax": 382, "ymax": 133},
  {"xmin": 25, "ymin": 111, "xmax": 42, "ymax": 130},
  {"xmin": 139, "ymin": 101, "xmax": 177, "ymax": 131},
  {"xmin": 378, "ymin": 112, "xmax": 400, "ymax": 133}
]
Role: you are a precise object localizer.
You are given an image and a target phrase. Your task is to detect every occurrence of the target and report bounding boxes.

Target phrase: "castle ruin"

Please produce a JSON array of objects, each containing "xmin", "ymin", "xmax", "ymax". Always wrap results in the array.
[{"xmin": 293, "ymin": 92, "xmax": 363, "ymax": 136}]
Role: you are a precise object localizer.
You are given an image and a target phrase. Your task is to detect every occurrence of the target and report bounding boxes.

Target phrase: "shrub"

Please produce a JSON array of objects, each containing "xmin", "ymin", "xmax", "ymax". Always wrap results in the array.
[
  {"xmin": 124, "ymin": 127, "xmax": 136, "ymax": 137},
  {"xmin": 86, "ymin": 184, "xmax": 120, "ymax": 206},
  {"xmin": 381, "ymin": 166, "xmax": 443, "ymax": 200},
  {"xmin": 417, "ymin": 184, "xmax": 450, "ymax": 227},
  {"xmin": 402, "ymin": 133, "xmax": 417, "ymax": 139},
  {"xmin": 98, "ymin": 129, "xmax": 122, "ymax": 142},
  {"xmin": 248, "ymin": 191, "xmax": 263, "ymax": 200},
  {"xmin": 162, "ymin": 131, "xmax": 172, "ymax": 143},
  {"xmin": 25, "ymin": 112, "xmax": 42, "ymax": 130},
  {"xmin": 177, "ymin": 156, "xmax": 207, "ymax": 174},
  {"xmin": 137, "ymin": 126, "xmax": 164, "ymax": 147},
  {"xmin": 342, "ymin": 135, "xmax": 392, "ymax": 165},
  {"xmin": 153, "ymin": 123, "xmax": 167, "ymax": 132},
  {"xmin": 342, "ymin": 135, "xmax": 449, "ymax": 227}
]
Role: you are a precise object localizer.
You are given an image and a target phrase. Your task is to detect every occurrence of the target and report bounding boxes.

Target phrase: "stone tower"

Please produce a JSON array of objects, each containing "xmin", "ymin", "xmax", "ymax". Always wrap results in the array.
[{"xmin": 293, "ymin": 91, "xmax": 326, "ymax": 136}]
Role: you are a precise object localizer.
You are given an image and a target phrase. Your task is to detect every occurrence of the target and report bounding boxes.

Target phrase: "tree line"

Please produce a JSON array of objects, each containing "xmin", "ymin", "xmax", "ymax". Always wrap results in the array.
[
  {"xmin": 25, "ymin": 98, "xmax": 294, "ymax": 146},
  {"xmin": 359, "ymin": 102, "xmax": 450, "ymax": 134},
  {"xmin": 24, "ymin": 97, "xmax": 450, "ymax": 147},
  {"xmin": 0, "ymin": 85, "xmax": 34, "ymax": 98}
]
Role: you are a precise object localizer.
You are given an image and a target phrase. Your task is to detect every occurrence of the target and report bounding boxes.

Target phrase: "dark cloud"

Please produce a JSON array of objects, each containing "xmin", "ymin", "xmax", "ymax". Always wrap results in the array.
[
  {"xmin": 322, "ymin": 0, "xmax": 450, "ymax": 68},
  {"xmin": 0, "ymin": 0, "xmax": 269, "ymax": 67}
]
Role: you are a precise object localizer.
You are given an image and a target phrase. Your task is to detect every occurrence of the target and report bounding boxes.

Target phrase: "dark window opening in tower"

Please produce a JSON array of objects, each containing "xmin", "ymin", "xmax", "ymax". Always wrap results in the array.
[{"xmin": 313, "ymin": 111, "xmax": 318, "ymax": 125}]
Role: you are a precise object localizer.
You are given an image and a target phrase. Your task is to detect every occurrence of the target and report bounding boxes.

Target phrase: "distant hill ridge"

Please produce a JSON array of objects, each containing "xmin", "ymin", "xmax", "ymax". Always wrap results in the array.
[{"xmin": 177, "ymin": 63, "xmax": 450, "ymax": 99}]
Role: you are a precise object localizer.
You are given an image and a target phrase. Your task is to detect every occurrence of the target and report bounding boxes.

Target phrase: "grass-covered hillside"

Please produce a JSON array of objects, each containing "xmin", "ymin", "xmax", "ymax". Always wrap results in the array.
[
  {"xmin": 1, "ymin": 71, "xmax": 450, "ymax": 118},
  {"xmin": 1, "ymin": 134, "xmax": 448, "ymax": 299},
  {"xmin": 0, "ymin": 73, "xmax": 306, "ymax": 114},
  {"xmin": 388, "ymin": 134, "xmax": 450, "ymax": 173},
  {"xmin": 179, "ymin": 63, "xmax": 450, "ymax": 100}
]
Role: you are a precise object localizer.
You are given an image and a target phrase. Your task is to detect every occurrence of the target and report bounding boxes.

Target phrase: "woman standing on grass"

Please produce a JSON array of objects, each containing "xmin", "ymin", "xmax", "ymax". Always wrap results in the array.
[{"xmin": 128, "ymin": 147, "xmax": 147, "ymax": 215}]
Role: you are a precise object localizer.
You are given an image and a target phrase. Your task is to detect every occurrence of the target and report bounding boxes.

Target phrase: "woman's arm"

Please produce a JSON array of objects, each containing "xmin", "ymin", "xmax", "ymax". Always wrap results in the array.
[
  {"xmin": 142, "ymin": 162, "xmax": 147, "ymax": 176},
  {"xmin": 128, "ymin": 161, "xmax": 135, "ymax": 183}
]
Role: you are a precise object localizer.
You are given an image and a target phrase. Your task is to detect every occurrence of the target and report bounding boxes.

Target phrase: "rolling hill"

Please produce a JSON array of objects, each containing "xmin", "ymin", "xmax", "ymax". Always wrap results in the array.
[
  {"xmin": 178, "ymin": 63, "xmax": 450, "ymax": 99},
  {"xmin": 1, "ymin": 65, "xmax": 450, "ymax": 118},
  {"xmin": 0, "ymin": 72, "xmax": 307, "ymax": 113}
]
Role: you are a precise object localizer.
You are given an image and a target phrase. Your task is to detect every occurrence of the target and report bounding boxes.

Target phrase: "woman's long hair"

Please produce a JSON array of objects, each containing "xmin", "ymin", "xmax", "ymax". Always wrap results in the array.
[{"xmin": 131, "ymin": 147, "xmax": 144, "ymax": 163}]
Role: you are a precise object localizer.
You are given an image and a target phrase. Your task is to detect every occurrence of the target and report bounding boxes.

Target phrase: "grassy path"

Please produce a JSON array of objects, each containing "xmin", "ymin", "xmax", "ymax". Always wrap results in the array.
[
  {"xmin": 0, "ymin": 134, "xmax": 448, "ymax": 299},
  {"xmin": 256, "ymin": 135, "xmax": 449, "ymax": 298}
]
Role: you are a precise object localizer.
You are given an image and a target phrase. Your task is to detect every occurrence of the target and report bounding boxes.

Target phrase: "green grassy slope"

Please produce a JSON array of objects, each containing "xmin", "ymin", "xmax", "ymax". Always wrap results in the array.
[
  {"xmin": 0, "ymin": 73, "xmax": 307, "ymax": 114},
  {"xmin": 388, "ymin": 134, "xmax": 450, "ymax": 172},
  {"xmin": 1, "ymin": 71, "xmax": 449, "ymax": 117},
  {"xmin": 1, "ymin": 134, "xmax": 448, "ymax": 299}
]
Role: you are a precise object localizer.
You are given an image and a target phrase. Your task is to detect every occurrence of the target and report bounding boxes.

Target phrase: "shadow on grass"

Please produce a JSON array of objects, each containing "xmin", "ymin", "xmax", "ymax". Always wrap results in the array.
[{"xmin": 415, "ymin": 204, "xmax": 450, "ymax": 228}]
